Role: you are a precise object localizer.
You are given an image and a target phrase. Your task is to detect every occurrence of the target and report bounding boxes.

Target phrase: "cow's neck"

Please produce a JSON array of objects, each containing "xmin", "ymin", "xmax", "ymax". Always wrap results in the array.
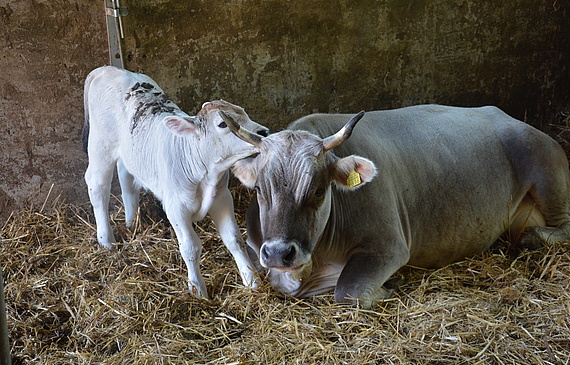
[
  {"xmin": 294, "ymin": 191, "xmax": 348, "ymax": 297},
  {"xmin": 313, "ymin": 189, "xmax": 353, "ymax": 265},
  {"xmin": 313, "ymin": 191, "xmax": 339, "ymax": 259}
]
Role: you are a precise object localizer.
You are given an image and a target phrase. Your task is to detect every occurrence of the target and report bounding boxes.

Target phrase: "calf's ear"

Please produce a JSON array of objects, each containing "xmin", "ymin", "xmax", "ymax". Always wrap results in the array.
[
  {"xmin": 331, "ymin": 155, "xmax": 377, "ymax": 190},
  {"xmin": 163, "ymin": 116, "xmax": 198, "ymax": 136},
  {"xmin": 231, "ymin": 157, "xmax": 259, "ymax": 189}
]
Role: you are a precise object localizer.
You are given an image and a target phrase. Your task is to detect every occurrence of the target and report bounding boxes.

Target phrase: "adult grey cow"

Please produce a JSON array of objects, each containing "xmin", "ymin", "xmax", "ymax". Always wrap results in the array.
[
  {"xmin": 224, "ymin": 105, "xmax": 570, "ymax": 308},
  {"xmin": 83, "ymin": 66, "xmax": 268, "ymax": 298}
]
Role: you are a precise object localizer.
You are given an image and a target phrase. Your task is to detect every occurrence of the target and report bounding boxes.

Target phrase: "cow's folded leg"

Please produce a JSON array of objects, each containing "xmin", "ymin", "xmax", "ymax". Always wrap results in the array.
[
  {"xmin": 209, "ymin": 188, "xmax": 259, "ymax": 289},
  {"xmin": 521, "ymin": 221, "xmax": 570, "ymax": 248},
  {"xmin": 519, "ymin": 164, "xmax": 570, "ymax": 247},
  {"xmin": 335, "ymin": 251, "xmax": 406, "ymax": 309}
]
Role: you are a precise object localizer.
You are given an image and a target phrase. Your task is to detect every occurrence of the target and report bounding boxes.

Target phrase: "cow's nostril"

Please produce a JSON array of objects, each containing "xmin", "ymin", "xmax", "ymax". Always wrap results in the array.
[
  {"xmin": 260, "ymin": 245, "xmax": 269, "ymax": 262},
  {"xmin": 282, "ymin": 245, "xmax": 296, "ymax": 266}
]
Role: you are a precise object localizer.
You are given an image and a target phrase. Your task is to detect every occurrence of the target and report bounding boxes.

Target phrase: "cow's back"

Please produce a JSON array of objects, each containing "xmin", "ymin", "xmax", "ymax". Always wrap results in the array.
[{"xmin": 289, "ymin": 105, "xmax": 569, "ymax": 267}]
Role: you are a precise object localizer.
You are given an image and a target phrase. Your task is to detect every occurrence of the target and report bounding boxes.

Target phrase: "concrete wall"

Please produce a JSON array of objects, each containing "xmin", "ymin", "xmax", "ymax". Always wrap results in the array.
[
  {"xmin": 122, "ymin": 0, "xmax": 570, "ymax": 130},
  {"xmin": 0, "ymin": 0, "xmax": 107, "ymax": 219},
  {"xmin": 0, "ymin": 0, "xmax": 569, "ymax": 221}
]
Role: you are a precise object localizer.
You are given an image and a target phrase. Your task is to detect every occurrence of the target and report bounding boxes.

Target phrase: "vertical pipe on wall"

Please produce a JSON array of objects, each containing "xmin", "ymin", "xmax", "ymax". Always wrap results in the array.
[
  {"xmin": 104, "ymin": 0, "xmax": 128, "ymax": 68},
  {"xmin": 0, "ymin": 267, "xmax": 10, "ymax": 365}
]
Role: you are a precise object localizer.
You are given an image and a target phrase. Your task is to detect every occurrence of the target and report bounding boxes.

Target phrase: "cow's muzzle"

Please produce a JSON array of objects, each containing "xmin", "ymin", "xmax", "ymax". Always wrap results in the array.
[{"xmin": 260, "ymin": 240, "xmax": 303, "ymax": 269}]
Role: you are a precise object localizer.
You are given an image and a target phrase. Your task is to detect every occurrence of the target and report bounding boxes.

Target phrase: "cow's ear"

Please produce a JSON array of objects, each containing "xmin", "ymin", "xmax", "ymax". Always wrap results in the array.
[
  {"xmin": 331, "ymin": 155, "xmax": 377, "ymax": 190},
  {"xmin": 163, "ymin": 116, "xmax": 198, "ymax": 136},
  {"xmin": 231, "ymin": 157, "xmax": 258, "ymax": 188}
]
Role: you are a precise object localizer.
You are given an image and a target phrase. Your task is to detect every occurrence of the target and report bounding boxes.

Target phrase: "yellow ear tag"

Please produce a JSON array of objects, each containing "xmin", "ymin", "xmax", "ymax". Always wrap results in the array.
[{"xmin": 347, "ymin": 170, "xmax": 362, "ymax": 188}]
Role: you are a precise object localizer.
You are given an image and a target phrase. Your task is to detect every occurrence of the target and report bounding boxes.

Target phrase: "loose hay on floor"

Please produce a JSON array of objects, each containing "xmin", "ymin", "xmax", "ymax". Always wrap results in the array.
[{"xmin": 1, "ymin": 186, "xmax": 569, "ymax": 364}]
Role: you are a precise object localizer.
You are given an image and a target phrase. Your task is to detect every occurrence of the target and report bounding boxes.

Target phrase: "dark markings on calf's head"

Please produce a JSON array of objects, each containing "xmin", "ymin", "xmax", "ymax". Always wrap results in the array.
[{"xmin": 127, "ymin": 82, "xmax": 178, "ymax": 133}]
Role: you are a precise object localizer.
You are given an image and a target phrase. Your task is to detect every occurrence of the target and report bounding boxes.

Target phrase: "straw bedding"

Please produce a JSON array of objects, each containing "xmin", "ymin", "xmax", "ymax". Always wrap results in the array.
[{"xmin": 1, "ymin": 185, "xmax": 569, "ymax": 364}]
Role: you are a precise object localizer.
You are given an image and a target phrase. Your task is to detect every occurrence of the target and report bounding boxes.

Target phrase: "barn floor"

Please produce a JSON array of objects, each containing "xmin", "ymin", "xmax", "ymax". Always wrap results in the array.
[{"xmin": 1, "ymin": 186, "xmax": 569, "ymax": 364}]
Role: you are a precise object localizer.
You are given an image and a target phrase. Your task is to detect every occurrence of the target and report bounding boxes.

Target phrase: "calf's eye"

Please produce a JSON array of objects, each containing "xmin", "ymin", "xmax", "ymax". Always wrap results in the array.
[{"xmin": 218, "ymin": 121, "xmax": 228, "ymax": 128}]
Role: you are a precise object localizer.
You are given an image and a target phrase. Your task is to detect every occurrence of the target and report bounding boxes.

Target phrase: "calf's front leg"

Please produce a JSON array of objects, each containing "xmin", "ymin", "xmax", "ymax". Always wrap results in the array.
[
  {"xmin": 165, "ymin": 205, "xmax": 209, "ymax": 299},
  {"xmin": 209, "ymin": 188, "xmax": 259, "ymax": 289},
  {"xmin": 117, "ymin": 159, "xmax": 140, "ymax": 227}
]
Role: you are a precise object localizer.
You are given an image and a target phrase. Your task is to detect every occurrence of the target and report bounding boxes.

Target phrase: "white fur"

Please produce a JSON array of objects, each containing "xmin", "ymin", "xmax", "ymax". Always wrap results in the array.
[{"xmin": 83, "ymin": 66, "xmax": 265, "ymax": 298}]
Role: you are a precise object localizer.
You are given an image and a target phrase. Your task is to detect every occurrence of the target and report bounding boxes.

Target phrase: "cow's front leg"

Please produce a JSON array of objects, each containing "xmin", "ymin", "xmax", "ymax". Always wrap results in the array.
[
  {"xmin": 209, "ymin": 188, "xmax": 259, "ymax": 289},
  {"xmin": 165, "ymin": 205, "xmax": 208, "ymax": 298},
  {"xmin": 335, "ymin": 249, "xmax": 408, "ymax": 309}
]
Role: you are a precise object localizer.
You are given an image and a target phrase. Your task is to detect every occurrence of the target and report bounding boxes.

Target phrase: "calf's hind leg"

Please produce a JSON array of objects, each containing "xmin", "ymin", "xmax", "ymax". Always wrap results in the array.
[
  {"xmin": 85, "ymin": 160, "xmax": 116, "ymax": 248},
  {"xmin": 117, "ymin": 159, "xmax": 140, "ymax": 228}
]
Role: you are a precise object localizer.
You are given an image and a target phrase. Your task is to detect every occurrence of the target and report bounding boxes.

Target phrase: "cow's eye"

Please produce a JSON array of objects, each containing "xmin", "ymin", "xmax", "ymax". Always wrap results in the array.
[
  {"xmin": 218, "ymin": 121, "xmax": 228, "ymax": 128},
  {"xmin": 315, "ymin": 187, "xmax": 325, "ymax": 199}
]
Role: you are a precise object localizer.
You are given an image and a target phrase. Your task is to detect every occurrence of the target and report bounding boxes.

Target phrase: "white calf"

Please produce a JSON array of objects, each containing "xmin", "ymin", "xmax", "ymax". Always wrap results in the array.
[{"xmin": 83, "ymin": 66, "xmax": 268, "ymax": 298}]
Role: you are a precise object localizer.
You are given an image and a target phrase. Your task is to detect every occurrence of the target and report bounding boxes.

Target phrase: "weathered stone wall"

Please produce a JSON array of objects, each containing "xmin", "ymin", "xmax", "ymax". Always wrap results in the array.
[
  {"xmin": 123, "ymin": 0, "xmax": 570, "ymax": 131},
  {"xmin": 0, "ymin": 0, "xmax": 107, "ymax": 220},
  {"xmin": 0, "ymin": 0, "xmax": 569, "ymax": 221}
]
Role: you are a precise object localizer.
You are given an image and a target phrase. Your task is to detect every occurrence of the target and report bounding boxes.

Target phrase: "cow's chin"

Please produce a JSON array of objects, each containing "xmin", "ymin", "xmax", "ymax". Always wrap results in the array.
[{"xmin": 268, "ymin": 259, "xmax": 313, "ymax": 296}]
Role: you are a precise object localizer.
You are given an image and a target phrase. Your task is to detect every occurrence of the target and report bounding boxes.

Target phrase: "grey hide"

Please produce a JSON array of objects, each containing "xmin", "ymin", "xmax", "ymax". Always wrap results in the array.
[{"xmin": 229, "ymin": 105, "xmax": 570, "ymax": 308}]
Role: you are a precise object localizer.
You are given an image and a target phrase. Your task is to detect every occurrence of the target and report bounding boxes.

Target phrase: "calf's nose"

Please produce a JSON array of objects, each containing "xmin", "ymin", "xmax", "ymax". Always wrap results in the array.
[{"xmin": 256, "ymin": 127, "xmax": 269, "ymax": 137}]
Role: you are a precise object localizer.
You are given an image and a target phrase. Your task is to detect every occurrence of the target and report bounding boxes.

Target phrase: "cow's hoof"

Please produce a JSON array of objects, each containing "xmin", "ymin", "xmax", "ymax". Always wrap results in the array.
[{"xmin": 519, "ymin": 227, "xmax": 549, "ymax": 250}]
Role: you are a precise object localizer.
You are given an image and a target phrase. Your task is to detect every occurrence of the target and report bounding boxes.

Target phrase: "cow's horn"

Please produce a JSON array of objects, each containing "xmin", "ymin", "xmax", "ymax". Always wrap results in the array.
[
  {"xmin": 322, "ymin": 110, "xmax": 365, "ymax": 151},
  {"xmin": 219, "ymin": 110, "xmax": 263, "ymax": 147}
]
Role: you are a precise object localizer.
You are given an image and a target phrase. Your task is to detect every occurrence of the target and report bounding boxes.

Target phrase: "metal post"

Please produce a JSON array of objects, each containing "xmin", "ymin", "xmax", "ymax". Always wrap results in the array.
[
  {"xmin": 0, "ymin": 267, "xmax": 10, "ymax": 365},
  {"xmin": 104, "ymin": 0, "xmax": 128, "ymax": 68}
]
